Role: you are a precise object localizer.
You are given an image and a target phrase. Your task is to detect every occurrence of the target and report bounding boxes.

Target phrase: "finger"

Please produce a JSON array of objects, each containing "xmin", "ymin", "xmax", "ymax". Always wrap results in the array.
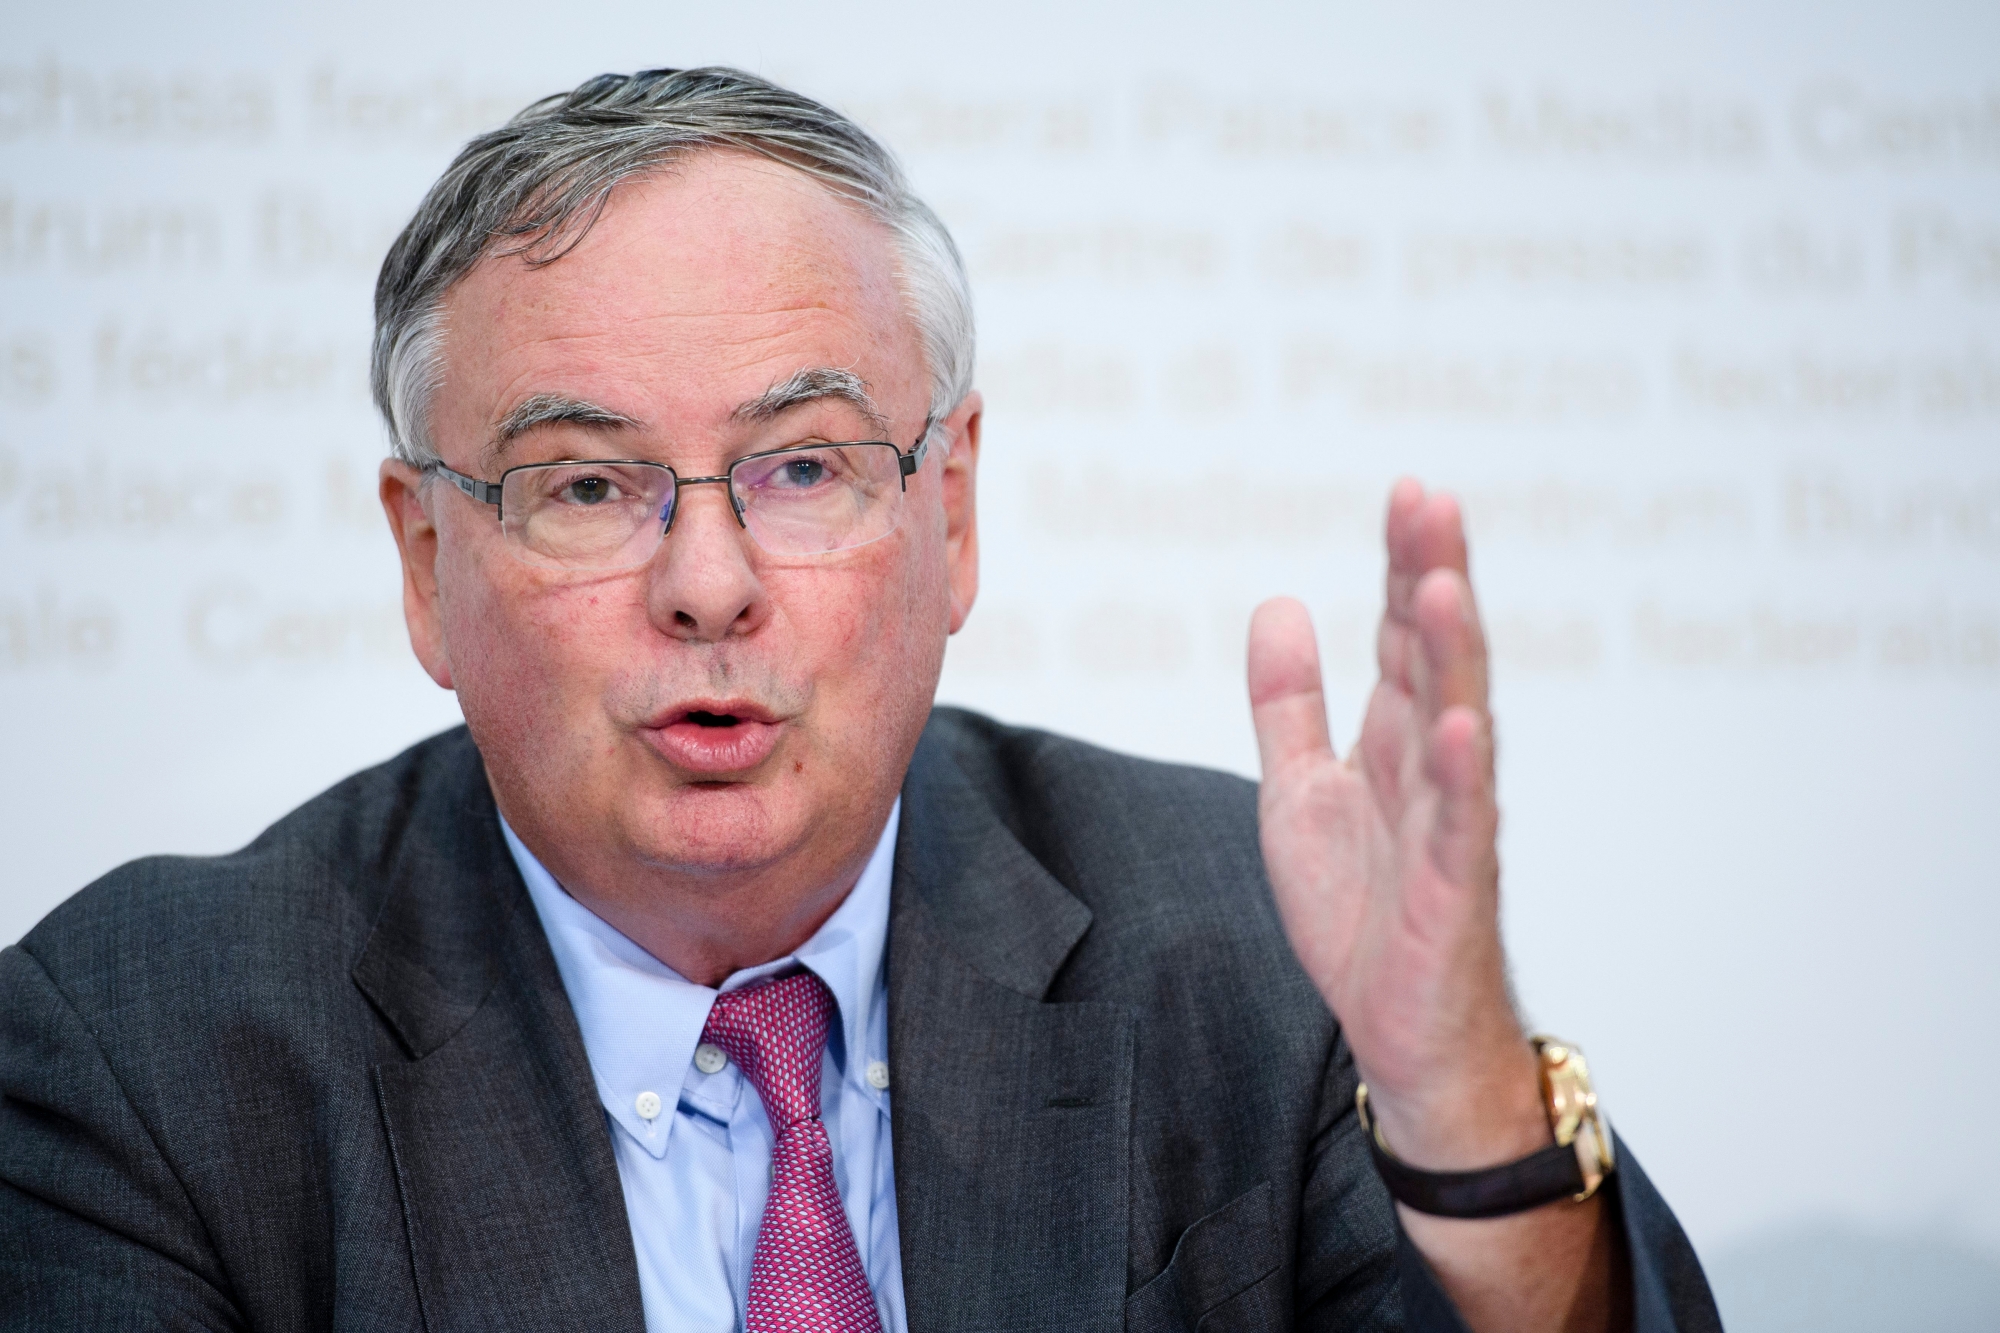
[
  {"xmin": 1411, "ymin": 490, "xmax": 1471, "ymax": 580},
  {"xmin": 1379, "ymin": 479, "xmax": 1429, "ymax": 684},
  {"xmin": 1354, "ymin": 677, "xmax": 1417, "ymax": 829},
  {"xmin": 1384, "ymin": 485, "xmax": 1471, "ymax": 622},
  {"xmin": 1412, "ymin": 567, "xmax": 1491, "ymax": 723},
  {"xmin": 1380, "ymin": 483, "xmax": 1473, "ymax": 692},
  {"xmin": 1248, "ymin": 597, "xmax": 1336, "ymax": 777},
  {"xmin": 1424, "ymin": 704, "xmax": 1499, "ymax": 894}
]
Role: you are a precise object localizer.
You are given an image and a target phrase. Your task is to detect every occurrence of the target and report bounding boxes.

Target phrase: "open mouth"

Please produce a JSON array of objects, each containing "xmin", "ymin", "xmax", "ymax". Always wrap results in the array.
[
  {"xmin": 645, "ymin": 702, "xmax": 784, "ymax": 775},
  {"xmin": 685, "ymin": 710, "xmax": 744, "ymax": 728}
]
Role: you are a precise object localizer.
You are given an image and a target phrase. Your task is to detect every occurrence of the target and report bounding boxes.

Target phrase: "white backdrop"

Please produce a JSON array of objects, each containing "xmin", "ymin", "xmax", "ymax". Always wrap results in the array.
[{"xmin": 3, "ymin": 3, "xmax": 1997, "ymax": 1327}]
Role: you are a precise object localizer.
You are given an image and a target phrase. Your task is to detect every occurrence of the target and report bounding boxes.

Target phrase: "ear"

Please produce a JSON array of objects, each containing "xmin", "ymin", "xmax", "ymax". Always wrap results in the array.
[
  {"xmin": 938, "ymin": 392, "xmax": 981, "ymax": 635},
  {"xmin": 379, "ymin": 460, "xmax": 455, "ymax": 690}
]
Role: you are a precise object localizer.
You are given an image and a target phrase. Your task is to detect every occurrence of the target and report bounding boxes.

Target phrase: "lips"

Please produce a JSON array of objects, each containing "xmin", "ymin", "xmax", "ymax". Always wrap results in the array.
[{"xmin": 642, "ymin": 700, "xmax": 784, "ymax": 776}]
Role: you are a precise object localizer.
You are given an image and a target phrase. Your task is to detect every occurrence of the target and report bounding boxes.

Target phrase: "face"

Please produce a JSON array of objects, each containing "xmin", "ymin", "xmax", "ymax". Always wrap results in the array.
[{"xmin": 380, "ymin": 152, "xmax": 980, "ymax": 952}]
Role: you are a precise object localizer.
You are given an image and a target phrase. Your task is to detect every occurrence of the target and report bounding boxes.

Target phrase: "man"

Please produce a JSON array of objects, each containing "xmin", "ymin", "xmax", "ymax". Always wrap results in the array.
[{"xmin": 0, "ymin": 68, "xmax": 1718, "ymax": 1332}]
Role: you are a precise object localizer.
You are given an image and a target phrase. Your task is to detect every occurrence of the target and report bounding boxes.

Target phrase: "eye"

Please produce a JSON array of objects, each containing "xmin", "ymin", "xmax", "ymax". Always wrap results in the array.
[
  {"xmin": 558, "ymin": 474, "xmax": 620, "ymax": 505},
  {"xmin": 781, "ymin": 458, "xmax": 827, "ymax": 488}
]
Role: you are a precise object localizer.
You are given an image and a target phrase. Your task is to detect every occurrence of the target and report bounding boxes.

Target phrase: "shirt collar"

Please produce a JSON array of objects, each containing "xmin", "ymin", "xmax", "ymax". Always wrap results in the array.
[{"xmin": 506, "ymin": 799, "xmax": 899, "ymax": 1156}]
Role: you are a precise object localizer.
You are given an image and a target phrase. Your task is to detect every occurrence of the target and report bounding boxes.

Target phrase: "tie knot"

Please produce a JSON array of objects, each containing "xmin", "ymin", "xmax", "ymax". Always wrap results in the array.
[{"xmin": 701, "ymin": 970, "xmax": 835, "ymax": 1129}]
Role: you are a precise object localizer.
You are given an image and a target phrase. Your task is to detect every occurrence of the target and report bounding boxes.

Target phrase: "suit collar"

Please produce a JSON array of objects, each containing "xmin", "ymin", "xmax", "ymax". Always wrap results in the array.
[
  {"xmin": 349, "ymin": 729, "xmax": 645, "ymax": 1331},
  {"xmin": 888, "ymin": 719, "xmax": 1134, "ymax": 1331},
  {"xmin": 350, "ymin": 729, "xmax": 525, "ymax": 1060},
  {"xmin": 891, "ymin": 723, "xmax": 1094, "ymax": 999}
]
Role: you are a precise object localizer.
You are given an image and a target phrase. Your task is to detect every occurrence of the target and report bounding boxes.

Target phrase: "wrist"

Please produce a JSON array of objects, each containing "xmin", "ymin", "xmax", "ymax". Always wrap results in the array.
[{"xmin": 1361, "ymin": 1039, "xmax": 1551, "ymax": 1171}]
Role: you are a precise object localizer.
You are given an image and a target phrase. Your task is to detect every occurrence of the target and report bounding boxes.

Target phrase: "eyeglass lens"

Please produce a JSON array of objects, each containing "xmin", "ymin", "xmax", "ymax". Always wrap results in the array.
[{"xmin": 497, "ymin": 443, "xmax": 908, "ymax": 569}]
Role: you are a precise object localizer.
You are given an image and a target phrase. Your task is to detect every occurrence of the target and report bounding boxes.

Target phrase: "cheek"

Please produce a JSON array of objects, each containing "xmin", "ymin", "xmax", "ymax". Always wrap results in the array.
[
  {"xmin": 771, "ymin": 534, "xmax": 950, "ymax": 710},
  {"xmin": 437, "ymin": 538, "xmax": 629, "ymax": 743}
]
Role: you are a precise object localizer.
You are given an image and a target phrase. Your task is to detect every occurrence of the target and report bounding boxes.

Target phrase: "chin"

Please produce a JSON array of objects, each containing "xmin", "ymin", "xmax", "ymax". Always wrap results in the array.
[{"xmin": 626, "ymin": 780, "xmax": 805, "ymax": 876}]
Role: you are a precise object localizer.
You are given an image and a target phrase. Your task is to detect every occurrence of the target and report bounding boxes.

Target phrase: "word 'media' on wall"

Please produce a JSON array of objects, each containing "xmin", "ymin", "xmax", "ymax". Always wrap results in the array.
[
  {"xmin": 1479, "ymin": 87, "xmax": 1766, "ymax": 166},
  {"xmin": 1478, "ymin": 82, "xmax": 2000, "ymax": 171}
]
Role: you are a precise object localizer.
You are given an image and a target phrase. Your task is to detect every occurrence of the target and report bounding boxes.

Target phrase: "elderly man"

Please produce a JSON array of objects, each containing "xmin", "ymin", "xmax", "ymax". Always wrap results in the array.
[{"xmin": 0, "ymin": 69, "xmax": 1716, "ymax": 1332}]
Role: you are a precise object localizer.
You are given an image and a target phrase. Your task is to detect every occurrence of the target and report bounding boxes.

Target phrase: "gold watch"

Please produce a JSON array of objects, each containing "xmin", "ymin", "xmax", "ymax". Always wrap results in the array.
[
  {"xmin": 1354, "ymin": 1034, "xmax": 1617, "ymax": 1217},
  {"xmin": 1532, "ymin": 1035, "xmax": 1615, "ymax": 1202}
]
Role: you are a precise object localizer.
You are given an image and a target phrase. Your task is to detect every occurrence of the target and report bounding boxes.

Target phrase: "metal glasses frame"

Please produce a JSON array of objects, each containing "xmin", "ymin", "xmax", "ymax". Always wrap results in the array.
[{"xmin": 428, "ymin": 422, "xmax": 932, "ymax": 533}]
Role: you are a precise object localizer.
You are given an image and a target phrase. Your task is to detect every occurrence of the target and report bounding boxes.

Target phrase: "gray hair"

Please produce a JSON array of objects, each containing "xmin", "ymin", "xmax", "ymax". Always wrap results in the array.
[{"xmin": 370, "ymin": 67, "xmax": 975, "ymax": 467}]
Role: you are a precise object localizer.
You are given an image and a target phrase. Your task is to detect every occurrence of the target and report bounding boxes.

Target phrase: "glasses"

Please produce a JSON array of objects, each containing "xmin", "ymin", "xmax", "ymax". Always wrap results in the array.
[{"xmin": 429, "ymin": 426, "xmax": 930, "ymax": 570}]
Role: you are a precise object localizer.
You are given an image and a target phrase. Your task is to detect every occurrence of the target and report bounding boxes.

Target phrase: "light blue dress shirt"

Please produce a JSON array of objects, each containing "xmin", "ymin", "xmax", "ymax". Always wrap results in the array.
[{"xmin": 506, "ymin": 803, "xmax": 907, "ymax": 1333}]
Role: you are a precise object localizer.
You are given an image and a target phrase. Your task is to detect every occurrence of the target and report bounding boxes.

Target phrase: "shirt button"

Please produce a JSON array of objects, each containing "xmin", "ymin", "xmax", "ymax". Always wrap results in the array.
[
  {"xmin": 634, "ymin": 1090, "xmax": 663, "ymax": 1121},
  {"xmin": 694, "ymin": 1043, "xmax": 728, "ymax": 1075},
  {"xmin": 865, "ymin": 1060, "xmax": 890, "ymax": 1090}
]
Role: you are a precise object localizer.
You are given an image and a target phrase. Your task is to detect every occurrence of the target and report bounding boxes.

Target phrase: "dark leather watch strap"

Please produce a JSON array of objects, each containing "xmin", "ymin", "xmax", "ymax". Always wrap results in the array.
[{"xmin": 1368, "ymin": 1136, "xmax": 1587, "ymax": 1219}]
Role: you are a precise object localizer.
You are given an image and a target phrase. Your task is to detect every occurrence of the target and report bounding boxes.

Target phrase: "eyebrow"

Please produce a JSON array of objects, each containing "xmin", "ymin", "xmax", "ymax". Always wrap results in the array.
[
  {"xmin": 489, "ymin": 393, "xmax": 641, "ymax": 459},
  {"xmin": 732, "ymin": 367, "xmax": 887, "ymax": 436}
]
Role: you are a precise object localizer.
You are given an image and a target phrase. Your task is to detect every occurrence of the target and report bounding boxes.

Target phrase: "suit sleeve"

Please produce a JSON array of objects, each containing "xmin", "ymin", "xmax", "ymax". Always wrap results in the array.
[
  {"xmin": 1291, "ymin": 1035, "xmax": 1415, "ymax": 1330},
  {"xmin": 1295, "ymin": 1035, "xmax": 1724, "ymax": 1333},
  {"xmin": 0, "ymin": 944, "xmax": 242, "ymax": 1332}
]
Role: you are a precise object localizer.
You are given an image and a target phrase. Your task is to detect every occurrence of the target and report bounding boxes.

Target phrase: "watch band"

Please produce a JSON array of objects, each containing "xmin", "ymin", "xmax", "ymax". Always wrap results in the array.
[
  {"xmin": 1355, "ymin": 1036, "xmax": 1614, "ymax": 1220},
  {"xmin": 1364, "ymin": 1125, "xmax": 1588, "ymax": 1219}
]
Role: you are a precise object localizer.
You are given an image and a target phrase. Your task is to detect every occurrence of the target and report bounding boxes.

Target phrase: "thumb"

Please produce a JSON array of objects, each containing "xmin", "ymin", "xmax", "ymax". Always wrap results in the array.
[{"xmin": 1248, "ymin": 598, "xmax": 1335, "ymax": 779}]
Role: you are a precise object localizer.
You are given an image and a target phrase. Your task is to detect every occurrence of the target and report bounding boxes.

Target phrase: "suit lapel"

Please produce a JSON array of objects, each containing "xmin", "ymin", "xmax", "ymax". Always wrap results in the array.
[
  {"xmin": 353, "ymin": 735, "xmax": 644, "ymax": 1332},
  {"xmin": 890, "ymin": 728, "xmax": 1135, "ymax": 1332}
]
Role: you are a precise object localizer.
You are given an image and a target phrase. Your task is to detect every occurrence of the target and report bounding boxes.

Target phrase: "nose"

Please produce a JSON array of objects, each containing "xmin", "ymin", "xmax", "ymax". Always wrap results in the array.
[{"xmin": 645, "ymin": 482, "xmax": 769, "ymax": 643}]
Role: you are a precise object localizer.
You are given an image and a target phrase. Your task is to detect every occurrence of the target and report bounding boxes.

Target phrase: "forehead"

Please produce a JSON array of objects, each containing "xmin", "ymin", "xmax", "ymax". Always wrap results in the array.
[{"xmin": 434, "ymin": 151, "xmax": 921, "ymax": 435}]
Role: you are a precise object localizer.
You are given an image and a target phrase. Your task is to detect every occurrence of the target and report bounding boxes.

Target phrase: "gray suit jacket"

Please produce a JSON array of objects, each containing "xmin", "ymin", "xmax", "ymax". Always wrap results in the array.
[{"xmin": 0, "ymin": 710, "xmax": 1719, "ymax": 1331}]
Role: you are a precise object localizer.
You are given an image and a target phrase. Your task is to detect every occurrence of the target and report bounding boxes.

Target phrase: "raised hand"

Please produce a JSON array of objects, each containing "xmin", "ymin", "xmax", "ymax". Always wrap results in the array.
[{"xmin": 1248, "ymin": 478, "xmax": 1545, "ymax": 1169}]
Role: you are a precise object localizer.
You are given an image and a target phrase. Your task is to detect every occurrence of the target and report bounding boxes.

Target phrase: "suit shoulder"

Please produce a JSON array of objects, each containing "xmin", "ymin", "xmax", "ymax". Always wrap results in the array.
[
  {"xmin": 20, "ymin": 727, "xmax": 483, "ymax": 1001},
  {"xmin": 924, "ymin": 706, "xmax": 1265, "ymax": 913},
  {"xmin": 921, "ymin": 712, "xmax": 1318, "ymax": 1031}
]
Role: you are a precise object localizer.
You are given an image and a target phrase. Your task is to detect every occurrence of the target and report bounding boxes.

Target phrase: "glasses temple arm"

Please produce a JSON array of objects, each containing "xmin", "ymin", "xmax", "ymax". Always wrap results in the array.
[
  {"xmin": 431, "ymin": 463, "xmax": 505, "ymax": 512},
  {"xmin": 897, "ymin": 418, "xmax": 936, "ymax": 487}
]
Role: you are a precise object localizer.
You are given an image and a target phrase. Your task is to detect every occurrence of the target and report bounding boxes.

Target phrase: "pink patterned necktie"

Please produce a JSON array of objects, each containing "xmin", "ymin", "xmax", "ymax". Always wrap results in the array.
[{"xmin": 701, "ymin": 970, "xmax": 884, "ymax": 1333}]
